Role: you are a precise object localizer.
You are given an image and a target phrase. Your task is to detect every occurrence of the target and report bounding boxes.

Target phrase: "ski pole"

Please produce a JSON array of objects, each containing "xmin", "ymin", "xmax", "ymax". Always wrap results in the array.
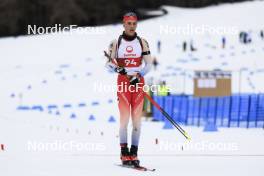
[
  {"xmin": 143, "ymin": 93, "xmax": 191, "ymax": 140},
  {"xmin": 104, "ymin": 51, "xmax": 191, "ymax": 140}
]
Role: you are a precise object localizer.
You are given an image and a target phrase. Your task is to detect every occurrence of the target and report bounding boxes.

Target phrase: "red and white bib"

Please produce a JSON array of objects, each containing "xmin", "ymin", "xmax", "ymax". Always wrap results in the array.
[{"xmin": 116, "ymin": 38, "xmax": 142, "ymax": 75}]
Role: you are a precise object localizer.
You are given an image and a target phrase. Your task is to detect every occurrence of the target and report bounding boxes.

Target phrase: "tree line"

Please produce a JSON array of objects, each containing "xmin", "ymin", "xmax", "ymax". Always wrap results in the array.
[{"xmin": 0, "ymin": 0, "xmax": 251, "ymax": 37}]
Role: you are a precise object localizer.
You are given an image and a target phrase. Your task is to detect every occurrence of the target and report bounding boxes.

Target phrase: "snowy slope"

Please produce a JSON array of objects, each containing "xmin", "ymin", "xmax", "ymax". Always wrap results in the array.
[{"xmin": 0, "ymin": 1, "xmax": 264, "ymax": 176}]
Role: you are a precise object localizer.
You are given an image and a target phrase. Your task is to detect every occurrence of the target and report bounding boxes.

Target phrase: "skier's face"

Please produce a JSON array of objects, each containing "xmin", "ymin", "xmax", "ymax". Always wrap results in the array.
[{"xmin": 123, "ymin": 20, "xmax": 137, "ymax": 36}]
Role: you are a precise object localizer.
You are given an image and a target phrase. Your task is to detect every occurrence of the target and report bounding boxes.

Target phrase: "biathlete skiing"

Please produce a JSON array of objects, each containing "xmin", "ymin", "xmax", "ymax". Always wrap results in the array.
[{"xmin": 104, "ymin": 12, "xmax": 153, "ymax": 168}]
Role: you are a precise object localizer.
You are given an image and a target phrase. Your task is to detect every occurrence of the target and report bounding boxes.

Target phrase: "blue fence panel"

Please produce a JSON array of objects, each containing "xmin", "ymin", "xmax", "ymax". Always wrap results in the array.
[
  {"xmin": 164, "ymin": 96, "xmax": 174, "ymax": 119},
  {"xmin": 248, "ymin": 94, "xmax": 258, "ymax": 127},
  {"xmin": 172, "ymin": 96, "xmax": 181, "ymax": 122},
  {"xmin": 187, "ymin": 96, "xmax": 194, "ymax": 125},
  {"xmin": 216, "ymin": 97, "xmax": 224, "ymax": 126},
  {"xmin": 239, "ymin": 94, "xmax": 250, "ymax": 127},
  {"xmin": 256, "ymin": 94, "xmax": 264, "ymax": 127},
  {"xmin": 249, "ymin": 95, "xmax": 258, "ymax": 120},
  {"xmin": 257, "ymin": 94, "xmax": 264, "ymax": 121},
  {"xmin": 152, "ymin": 96, "xmax": 164, "ymax": 121},
  {"xmin": 179, "ymin": 96, "xmax": 188, "ymax": 124},
  {"xmin": 199, "ymin": 97, "xmax": 209, "ymax": 126},
  {"xmin": 192, "ymin": 97, "xmax": 200, "ymax": 126},
  {"xmin": 152, "ymin": 93, "xmax": 264, "ymax": 128},
  {"xmin": 230, "ymin": 95, "xmax": 240, "ymax": 127},
  {"xmin": 187, "ymin": 96, "xmax": 199, "ymax": 125},
  {"xmin": 222, "ymin": 97, "xmax": 231, "ymax": 127},
  {"xmin": 207, "ymin": 97, "xmax": 217, "ymax": 124},
  {"xmin": 239, "ymin": 95, "xmax": 250, "ymax": 121}
]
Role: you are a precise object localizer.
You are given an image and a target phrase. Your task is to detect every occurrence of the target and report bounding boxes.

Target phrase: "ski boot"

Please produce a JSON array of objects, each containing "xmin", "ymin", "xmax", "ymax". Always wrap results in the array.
[
  {"xmin": 120, "ymin": 143, "xmax": 131, "ymax": 165},
  {"xmin": 130, "ymin": 145, "xmax": 140, "ymax": 167}
]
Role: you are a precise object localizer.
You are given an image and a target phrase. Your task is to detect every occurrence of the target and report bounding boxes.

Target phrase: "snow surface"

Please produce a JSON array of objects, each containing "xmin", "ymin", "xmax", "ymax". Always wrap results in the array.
[{"xmin": 0, "ymin": 1, "xmax": 264, "ymax": 176}]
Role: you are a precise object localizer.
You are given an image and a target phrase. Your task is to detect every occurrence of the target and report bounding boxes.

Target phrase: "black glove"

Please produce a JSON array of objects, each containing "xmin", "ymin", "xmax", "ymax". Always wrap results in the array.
[
  {"xmin": 115, "ymin": 67, "xmax": 127, "ymax": 75},
  {"xmin": 130, "ymin": 76, "xmax": 140, "ymax": 85}
]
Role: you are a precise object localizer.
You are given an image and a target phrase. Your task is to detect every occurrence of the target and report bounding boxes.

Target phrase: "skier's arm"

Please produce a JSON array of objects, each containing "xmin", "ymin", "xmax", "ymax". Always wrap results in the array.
[
  {"xmin": 105, "ymin": 40, "xmax": 127, "ymax": 75},
  {"xmin": 105, "ymin": 40, "xmax": 118, "ymax": 72},
  {"xmin": 140, "ymin": 38, "xmax": 152, "ymax": 76}
]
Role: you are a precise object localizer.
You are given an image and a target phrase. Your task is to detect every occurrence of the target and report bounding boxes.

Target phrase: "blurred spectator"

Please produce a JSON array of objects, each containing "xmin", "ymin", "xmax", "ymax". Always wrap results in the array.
[
  {"xmin": 190, "ymin": 40, "xmax": 197, "ymax": 52},
  {"xmin": 158, "ymin": 81, "xmax": 170, "ymax": 96},
  {"xmin": 239, "ymin": 31, "xmax": 251, "ymax": 44},
  {"xmin": 157, "ymin": 40, "xmax": 161, "ymax": 53},
  {"xmin": 222, "ymin": 36, "xmax": 226, "ymax": 49},
  {"xmin": 183, "ymin": 41, "xmax": 187, "ymax": 52},
  {"xmin": 239, "ymin": 31, "xmax": 244, "ymax": 43},
  {"xmin": 152, "ymin": 56, "xmax": 159, "ymax": 71},
  {"xmin": 260, "ymin": 30, "xmax": 264, "ymax": 40}
]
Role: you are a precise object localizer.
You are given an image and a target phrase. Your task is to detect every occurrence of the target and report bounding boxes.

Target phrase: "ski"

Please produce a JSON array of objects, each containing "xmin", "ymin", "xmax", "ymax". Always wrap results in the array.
[{"xmin": 116, "ymin": 164, "xmax": 156, "ymax": 172}]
